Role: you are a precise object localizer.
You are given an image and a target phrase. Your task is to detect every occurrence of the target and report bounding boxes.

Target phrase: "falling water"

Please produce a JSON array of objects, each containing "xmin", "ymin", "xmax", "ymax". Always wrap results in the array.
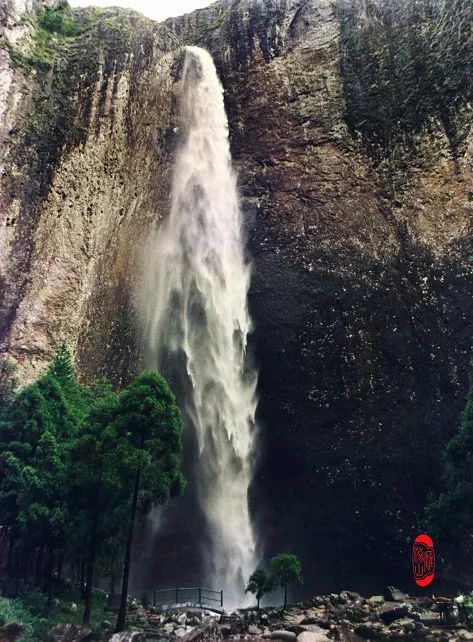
[{"xmin": 145, "ymin": 46, "xmax": 258, "ymax": 607}]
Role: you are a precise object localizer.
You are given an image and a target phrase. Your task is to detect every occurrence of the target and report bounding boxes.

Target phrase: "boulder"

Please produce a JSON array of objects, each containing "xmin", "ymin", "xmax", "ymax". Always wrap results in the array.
[
  {"xmin": 49, "ymin": 624, "xmax": 93, "ymax": 642},
  {"xmin": 389, "ymin": 617, "xmax": 417, "ymax": 633},
  {"xmin": 458, "ymin": 631, "xmax": 473, "ymax": 641},
  {"xmin": 177, "ymin": 613, "xmax": 187, "ymax": 625},
  {"xmin": 367, "ymin": 595, "xmax": 385, "ymax": 607},
  {"xmin": 270, "ymin": 631, "xmax": 297, "ymax": 641},
  {"xmin": 0, "ymin": 622, "xmax": 23, "ymax": 641},
  {"xmin": 340, "ymin": 591, "xmax": 363, "ymax": 605},
  {"xmin": 354, "ymin": 622, "xmax": 386, "ymax": 639},
  {"xmin": 384, "ymin": 586, "xmax": 408, "ymax": 602},
  {"xmin": 378, "ymin": 602, "xmax": 411, "ymax": 625},
  {"xmin": 174, "ymin": 628, "xmax": 188, "ymax": 637},
  {"xmin": 61, "ymin": 602, "xmax": 78, "ymax": 615},
  {"xmin": 297, "ymin": 630, "xmax": 331, "ymax": 642},
  {"xmin": 108, "ymin": 632, "xmax": 146, "ymax": 642}
]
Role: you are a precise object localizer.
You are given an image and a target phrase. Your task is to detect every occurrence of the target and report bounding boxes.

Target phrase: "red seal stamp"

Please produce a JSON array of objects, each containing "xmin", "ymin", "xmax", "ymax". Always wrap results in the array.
[{"xmin": 412, "ymin": 533, "xmax": 435, "ymax": 587}]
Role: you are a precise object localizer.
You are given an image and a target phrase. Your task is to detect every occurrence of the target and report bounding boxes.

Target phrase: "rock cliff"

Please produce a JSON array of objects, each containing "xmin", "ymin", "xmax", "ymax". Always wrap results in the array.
[{"xmin": 1, "ymin": 0, "xmax": 472, "ymax": 589}]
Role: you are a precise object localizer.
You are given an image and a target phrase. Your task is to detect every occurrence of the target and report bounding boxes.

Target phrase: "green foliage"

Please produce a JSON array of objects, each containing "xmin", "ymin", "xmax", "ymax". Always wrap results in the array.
[
  {"xmin": 115, "ymin": 371, "xmax": 185, "ymax": 631},
  {"xmin": 465, "ymin": 591, "xmax": 473, "ymax": 628},
  {"xmin": 0, "ymin": 347, "xmax": 184, "ymax": 627},
  {"xmin": 270, "ymin": 553, "xmax": 303, "ymax": 609},
  {"xmin": 0, "ymin": 596, "xmax": 48, "ymax": 642},
  {"xmin": 116, "ymin": 371, "xmax": 186, "ymax": 508},
  {"xmin": 246, "ymin": 569, "xmax": 273, "ymax": 608},
  {"xmin": 37, "ymin": 5, "xmax": 77, "ymax": 38},
  {"xmin": 425, "ymin": 359, "xmax": 473, "ymax": 562},
  {"xmin": 8, "ymin": 2, "xmax": 78, "ymax": 71}
]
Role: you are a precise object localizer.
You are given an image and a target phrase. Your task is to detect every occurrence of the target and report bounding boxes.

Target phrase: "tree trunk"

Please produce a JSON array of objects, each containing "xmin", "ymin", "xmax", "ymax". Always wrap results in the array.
[
  {"xmin": 46, "ymin": 546, "xmax": 54, "ymax": 607},
  {"xmin": 284, "ymin": 583, "xmax": 287, "ymax": 610},
  {"xmin": 35, "ymin": 546, "xmax": 43, "ymax": 587},
  {"xmin": 110, "ymin": 572, "xmax": 116, "ymax": 596},
  {"xmin": 57, "ymin": 550, "xmax": 63, "ymax": 583},
  {"xmin": 83, "ymin": 473, "xmax": 103, "ymax": 624},
  {"xmin": 14, "ymin": 548, "xmax": 20, "ymax": 596},
  {"xmin": 80, "ymin": 554, "xmax": 86, "ymax": 597},
  {"xmin": 257, "ymin": 597, "xmax": 260, "ymax": 610},
  {"xmin": 115, "ymin": 466, "xmax": 141, "ymax": 632}
]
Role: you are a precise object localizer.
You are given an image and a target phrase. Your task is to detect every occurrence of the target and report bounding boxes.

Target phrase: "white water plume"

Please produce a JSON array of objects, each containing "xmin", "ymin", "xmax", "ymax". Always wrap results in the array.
[{"xmin": 144, "ymin": 46, "xmax": 258, "ymax": 608}]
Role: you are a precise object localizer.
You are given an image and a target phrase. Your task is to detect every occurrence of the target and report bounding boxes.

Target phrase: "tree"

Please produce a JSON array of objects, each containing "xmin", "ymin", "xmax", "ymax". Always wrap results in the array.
[
  {"xmin": 114, "ymin": 371, "xmax": 185, "ymax": 632},
  {"xmin": 69, "ymin": 378, "xmax": 123, "ymax": 624},
  {"xmin": 426, "ymin": 359, "xmax": 473, "ymax": 565},
  {"xmin": 270, "ymin": 554, "xmax": 303, "ymax": 610},
  {"xmin": 0, "ymin": 371, "xmax": 77, "ymax": 599},
  {"xmin": 246, "ymin": 569, "xmax": 273, "ymax": 609}
]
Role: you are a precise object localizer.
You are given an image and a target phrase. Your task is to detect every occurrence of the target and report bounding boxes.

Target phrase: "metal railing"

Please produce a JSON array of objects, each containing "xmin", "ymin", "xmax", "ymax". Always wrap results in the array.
[{"xmin": 153, "ymin": 587, "xmax": 223, "ymax": 609}]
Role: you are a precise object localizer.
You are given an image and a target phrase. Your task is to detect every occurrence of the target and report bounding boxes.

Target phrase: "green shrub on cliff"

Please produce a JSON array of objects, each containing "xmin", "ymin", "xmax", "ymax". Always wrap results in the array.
[
  {"xmin": 8, "ymin": 2, "xmax": 78, "ymax": 71},
  {"xmin": 425, "ymin": 359, "xmax": 473, "ymax": 567}
]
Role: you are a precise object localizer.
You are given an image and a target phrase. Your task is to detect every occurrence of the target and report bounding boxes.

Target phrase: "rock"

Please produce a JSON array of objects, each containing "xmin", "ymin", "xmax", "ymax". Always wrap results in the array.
[
  {"xmin": 367, "ymin": 595, "xmax": 385, "ymax": 607},
  {"xmin": 339, "ymin": 591, "xmax": 363, "ymax": 605},
  {"xmin": 270, "ymin": 631, "xmax": 297, "ymax": 641},
  {"xmin": 0, "ymin": 622, "xmax": 23, "ymax": 641},
  {"xmin": 174, "ymin": 628, "xmax": 187, "ymax": 637},
  {"xmin": 297, "ymin": 630, "xmax": 331, "ymax": 642},
  {"xmin": 354, "ymin": 622, "xmax": 386, "ymax": 639},
  {"xmin": 378, "ymin": 602, "xmax": 411, "ymax": 625},
  {"xmin": 61, "ymin": 602, "xmax": 78, "ymax": 615},
  {"xmin": 163, "ymin": 623, "xmax": 175, "ymax": 635},
  {"xmin": 49, "ymin": 624, "xmax": 93, "ymax": 642},
  {"xmin": 383, "ymin": 587, "xmax": 408, "ymax": 602},
  {"xmin": 303, "ymin": 623, "xmax": 331, "ymax": 632},
  {"xmin": 108, "ymin": 632, "xmax": 146, "ymax": 642},
  {"xmin": 458, "ymin": 632, "xmax": 473, "ymax": 641},
  {"xmin": 389, "ymin": 617, "xmax": 417, "ymax": 632},
  {"xmin": 248, "ymin": 625, "xmax": 261, "ymax": 635}
]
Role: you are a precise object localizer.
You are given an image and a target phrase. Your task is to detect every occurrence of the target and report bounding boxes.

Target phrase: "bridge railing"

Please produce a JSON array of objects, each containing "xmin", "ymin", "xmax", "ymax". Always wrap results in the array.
[{"xmin": 153, "ymin": 587, "xmax": 223, "ymax": 609}]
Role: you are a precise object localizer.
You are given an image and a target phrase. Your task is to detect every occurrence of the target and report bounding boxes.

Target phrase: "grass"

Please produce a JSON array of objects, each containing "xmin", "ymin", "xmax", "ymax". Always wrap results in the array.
[
  {"xmin": 8, "ymin": 2, "xmax": 79, "ymax": 71},
  {"xmin": 0, "ymin": 586, "xmax": 108, "ymax": 641}
]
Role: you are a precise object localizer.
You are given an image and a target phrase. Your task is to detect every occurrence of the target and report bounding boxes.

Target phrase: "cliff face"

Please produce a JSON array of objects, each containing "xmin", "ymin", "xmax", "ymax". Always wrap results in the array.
[
  {"xmin": 167, "ymin": 0, "xmax": 473, "ymax": 586},
  {"xmin": 1, "ymin": 0, "xmax": 473, "ymax": 589},
  {"xmin": 0, "ymin": 0, "xmax": 180, "ymax": 384}
]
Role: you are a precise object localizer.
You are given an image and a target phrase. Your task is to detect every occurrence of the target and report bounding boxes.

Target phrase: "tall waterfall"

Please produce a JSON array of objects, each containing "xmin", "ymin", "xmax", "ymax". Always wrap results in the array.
[{"xmin": 145, "ymin": 46, "xmax": 258, "ymax": 607}]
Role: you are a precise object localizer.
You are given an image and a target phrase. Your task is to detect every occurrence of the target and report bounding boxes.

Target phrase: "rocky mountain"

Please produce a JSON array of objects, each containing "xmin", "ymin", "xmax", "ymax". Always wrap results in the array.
[{"xmin": 1, "ymin": 0, "xmax": 472, "ymax": 590}]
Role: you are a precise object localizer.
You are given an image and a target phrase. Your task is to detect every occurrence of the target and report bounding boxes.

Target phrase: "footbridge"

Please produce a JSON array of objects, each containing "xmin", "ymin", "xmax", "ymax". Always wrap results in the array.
[{"xmin": 152, "ymin": 587, "xmax": 224, "ymax": 613}]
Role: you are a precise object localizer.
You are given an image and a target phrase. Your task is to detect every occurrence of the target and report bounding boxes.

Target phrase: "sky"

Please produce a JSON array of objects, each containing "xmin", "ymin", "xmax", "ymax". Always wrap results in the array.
[{"xmin": 69, "ymin": 0, "xmax": 215, "ymax": 23}]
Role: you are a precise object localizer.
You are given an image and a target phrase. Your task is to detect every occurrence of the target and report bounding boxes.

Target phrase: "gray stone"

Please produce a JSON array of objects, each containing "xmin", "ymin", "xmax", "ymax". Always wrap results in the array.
[
  {"xmin": 108, "ymin": 632, "xmax": 146, "ymax": 642},
  {"xmin": 367, "ymin": 595, "xmax": 385, "ymax": 607},
  {"xmin": 378, "ymin": 602, "xmax": 411, "ymax": 625},
  {"xmin": 174, "ymin": 628, "xmax": 188, "ymax": 637},
  {"xmin": 354, "ymin": 622, "xmax": 386, "ymax": 639},
  {"xmin": 50, "ymin": 624, "xmax": 94, "ymax": 642},
  {"xmin": 383, "ymin": 586, "xmax": 408, "ymax": 602},
  {"xmin": 270, "ymin": 631, "xmax": 297, "ymax": 641},
  {"xmin": 0, "ymin": 622, "xmax": 23, "ymax": 641},
  {"xmin": 340, "ymin": 590, "xmax": 363, "ymax": 605},
  {"xmin": 297, "ymin": 630, "xmax": 331, "ymax": 642}
]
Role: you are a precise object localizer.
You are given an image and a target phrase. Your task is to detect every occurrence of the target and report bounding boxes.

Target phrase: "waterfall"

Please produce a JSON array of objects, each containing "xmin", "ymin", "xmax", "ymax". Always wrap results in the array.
[{"xmin": 144, "ymin": 46, "xmax": 258, "ymax": 608}]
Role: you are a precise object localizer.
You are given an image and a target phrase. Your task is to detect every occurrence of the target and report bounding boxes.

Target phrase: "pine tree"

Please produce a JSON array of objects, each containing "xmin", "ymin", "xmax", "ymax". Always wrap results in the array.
[{"xmin": 115, "ymin": 371, "xmax": 185, "ymax": 632}]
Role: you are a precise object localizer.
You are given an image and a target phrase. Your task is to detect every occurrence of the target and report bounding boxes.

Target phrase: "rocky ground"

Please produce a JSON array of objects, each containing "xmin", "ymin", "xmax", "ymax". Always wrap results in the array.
[
  {"xmin": 105, "ymin": 587, "xmax": 473, "ymax": 642},
  {"xmin": 2, "ymin": 586, "xmax": 472, "ymax": 642}
]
